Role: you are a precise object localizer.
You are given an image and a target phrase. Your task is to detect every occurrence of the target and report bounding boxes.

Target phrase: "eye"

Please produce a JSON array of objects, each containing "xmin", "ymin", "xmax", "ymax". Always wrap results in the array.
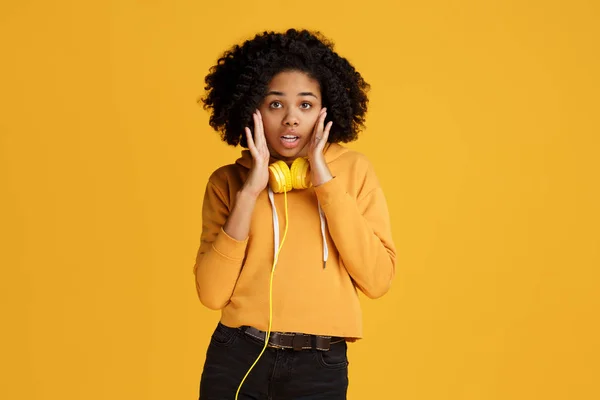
[
  {"xmin": 269, "ymin": 101, "xmax": 282, "ymax": 109},
  {"xmin": 300, "ymin": 102, "xmax": 312, "ymax": 109}
]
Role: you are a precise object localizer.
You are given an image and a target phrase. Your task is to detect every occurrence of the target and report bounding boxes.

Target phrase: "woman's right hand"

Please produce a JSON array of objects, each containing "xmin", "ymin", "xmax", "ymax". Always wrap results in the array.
[{"xmin": 242, "ymin": 110, "xmax": 270, "ymax": 198}]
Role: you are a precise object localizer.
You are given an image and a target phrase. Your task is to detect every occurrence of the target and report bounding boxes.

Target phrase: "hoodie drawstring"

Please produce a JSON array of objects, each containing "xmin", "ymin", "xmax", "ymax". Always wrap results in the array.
[
  {"xmin": 267, "ymin": 188, "xmax": 280, "ymax": 264},
  {"xmin": 267, "ymin": 187, "xmax": 328, "ymax": 269},
  {"xmin": 318, "ymin": 200, "xmax": 329, "ymax": 269}
]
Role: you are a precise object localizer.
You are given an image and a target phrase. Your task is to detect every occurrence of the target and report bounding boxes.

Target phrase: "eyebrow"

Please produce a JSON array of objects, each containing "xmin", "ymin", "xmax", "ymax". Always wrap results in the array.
[{"xmin": 265, "ymin": 90, "xmax": 319, "ymax": 99}]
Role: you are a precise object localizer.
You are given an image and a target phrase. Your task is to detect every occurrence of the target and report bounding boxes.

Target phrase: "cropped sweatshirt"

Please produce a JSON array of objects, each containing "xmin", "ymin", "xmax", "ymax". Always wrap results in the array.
[{"xmin": 193, "ymin": 143, "xmax": 396, "ymax": 339}]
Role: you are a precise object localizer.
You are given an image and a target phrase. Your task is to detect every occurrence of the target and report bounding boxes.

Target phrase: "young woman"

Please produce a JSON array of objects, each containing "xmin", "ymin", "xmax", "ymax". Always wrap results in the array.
[{"xmin": 193, "ymin": 28, "xmax": 397, "ymax": 399}]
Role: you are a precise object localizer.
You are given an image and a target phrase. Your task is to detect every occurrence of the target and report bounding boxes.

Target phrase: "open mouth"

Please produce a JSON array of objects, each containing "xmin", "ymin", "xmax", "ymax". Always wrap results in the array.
[{"xmin": 280, "ymin": 135, "xmax": 300, "ymax": 148}]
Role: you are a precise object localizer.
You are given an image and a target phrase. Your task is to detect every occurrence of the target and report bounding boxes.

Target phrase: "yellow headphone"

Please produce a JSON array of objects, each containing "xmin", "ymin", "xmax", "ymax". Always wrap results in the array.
[{"xmin": 268, "ymin": 157, "xmax": 311, "ymax": 193}]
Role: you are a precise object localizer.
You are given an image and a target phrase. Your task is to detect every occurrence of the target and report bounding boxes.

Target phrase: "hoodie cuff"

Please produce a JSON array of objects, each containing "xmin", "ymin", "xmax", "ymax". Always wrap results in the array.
[
  {"xmin": 212, "ymin": 227, "xmax": 248, "ymax": 260},
  {"xmin": 313, "ymin": 177, "xmax": 347, "ymax": 207}
]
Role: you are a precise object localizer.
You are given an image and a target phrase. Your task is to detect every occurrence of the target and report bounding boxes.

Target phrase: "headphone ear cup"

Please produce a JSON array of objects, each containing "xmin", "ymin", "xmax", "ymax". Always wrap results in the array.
[
  {"xmin": 290, "ymin": 157, "xmax": 311, "ymax": 190},
  {"xmin": 268, "ymin": 160, "xmax": 292, "ymax": 193}
]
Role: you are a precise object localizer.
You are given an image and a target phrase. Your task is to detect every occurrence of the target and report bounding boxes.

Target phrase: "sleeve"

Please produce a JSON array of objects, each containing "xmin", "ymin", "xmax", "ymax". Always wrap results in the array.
[
  {"xmin": 313, "ymin": 160, "xmax": 396, "ymax": 299},
  {"xmin": 193, "ymin": 179, "xmax": 248, "ymax": 310}
]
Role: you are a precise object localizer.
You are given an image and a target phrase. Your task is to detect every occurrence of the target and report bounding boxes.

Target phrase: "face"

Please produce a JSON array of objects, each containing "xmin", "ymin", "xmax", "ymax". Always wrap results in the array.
[{"xmin": 257, "ymin": 70, "xmax": 322, "ymax": 162}]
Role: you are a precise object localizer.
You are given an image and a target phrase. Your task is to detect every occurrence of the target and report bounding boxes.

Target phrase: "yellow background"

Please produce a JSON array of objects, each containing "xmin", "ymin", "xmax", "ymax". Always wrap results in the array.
[{"xmin": 1, "ymin": 0, "xmax": 598, "ymax": 399}]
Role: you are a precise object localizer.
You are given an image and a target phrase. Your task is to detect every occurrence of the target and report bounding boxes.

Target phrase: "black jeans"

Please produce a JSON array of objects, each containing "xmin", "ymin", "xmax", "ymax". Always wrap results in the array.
[{"xmin": 199, "ymin": 323, "xmax": 349, "ymax": 400}]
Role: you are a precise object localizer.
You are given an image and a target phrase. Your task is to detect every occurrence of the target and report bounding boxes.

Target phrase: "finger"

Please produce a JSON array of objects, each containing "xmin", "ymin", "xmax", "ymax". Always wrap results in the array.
[
  {"xmin": 258, "ymin": 112, "xmax": 268, "ymax": 152},
  {"xmin": 312, "ymin": 111, "xmax": 324, "ymax": 141},
  {"xmin": 311, "ymin": 116, "xmax": 319, "ymax": 138},
  {"xmin": 252, "ymin": 112, "xmax": 258, "ymax": 134},
  {"xmin": 256, "ymin": 109, "xmax": 264, "ymax": 135},
  {"xmin": 245, "ymin": 127, "xmax": 257, "ymax": 154},
  {"xmin": 321, "ymin": 121, "xmax": 333, "ymax": 144},
  {"xmin": 253, "ymin": 111, "xmax": 265, "ymax": 147},
  {"xmin": 315, "ymin": 111, "xmax": 327, "ymax": 142}
]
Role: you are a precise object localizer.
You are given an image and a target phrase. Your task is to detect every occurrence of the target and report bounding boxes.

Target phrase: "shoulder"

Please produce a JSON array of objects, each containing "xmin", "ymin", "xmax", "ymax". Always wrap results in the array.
[
  {"xmin": 207, "ymin": 150, "xmax": 252, "ymax": 186},
  {"xmin": 205, "ymin": 162, "xmax": 246, "ymax": 204},
  {"xmin": 207, "ymin": 163, "xmax": 241, "ymax": 184},
  {"xmin": 327, "ymin": 143, "xmax": 383, "ymax": 198},
  {"xmin": 328, "ymin": 143, "xmax": 378, "ymax": 177},
  {"xmin": 341, "ymin": 148, "xmax": 373, "ymax": 168}
]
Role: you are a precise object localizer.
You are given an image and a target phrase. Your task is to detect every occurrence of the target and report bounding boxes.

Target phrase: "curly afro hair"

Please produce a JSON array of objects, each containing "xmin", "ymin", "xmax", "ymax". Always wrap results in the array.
[{"xmin": 199, "ymin": 28, "xmax": 370, "ymax": 147}]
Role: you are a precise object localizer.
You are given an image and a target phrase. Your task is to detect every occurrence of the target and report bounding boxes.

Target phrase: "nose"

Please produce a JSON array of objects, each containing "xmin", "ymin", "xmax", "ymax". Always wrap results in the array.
[{"xmin": 283, "ymin": 110, "xmax": 299, "ymax": 127}]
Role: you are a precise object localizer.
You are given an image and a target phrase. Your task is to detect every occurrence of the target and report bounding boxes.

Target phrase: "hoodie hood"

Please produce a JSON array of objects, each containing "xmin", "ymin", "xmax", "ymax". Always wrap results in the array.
[{"xmin": 235, "ymin": 142, "xmax": 349, "ymax": 170}]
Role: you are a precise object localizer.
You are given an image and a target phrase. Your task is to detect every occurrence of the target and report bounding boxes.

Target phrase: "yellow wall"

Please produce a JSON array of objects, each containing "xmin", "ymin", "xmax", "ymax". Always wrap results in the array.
[{"xmin": 1, "ymin": 1, "xmax": 598, "ymax": 399}]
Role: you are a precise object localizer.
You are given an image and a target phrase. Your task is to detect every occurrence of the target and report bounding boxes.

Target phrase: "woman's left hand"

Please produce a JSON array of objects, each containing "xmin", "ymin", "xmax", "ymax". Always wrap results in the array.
[{"xmin": 308, "ymin": 108, "xmax": 334, "ymax": 186}]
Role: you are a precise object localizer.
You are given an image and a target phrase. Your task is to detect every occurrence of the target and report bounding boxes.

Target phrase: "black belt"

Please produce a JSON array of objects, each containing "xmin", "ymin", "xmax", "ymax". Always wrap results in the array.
[{"xmin": 240, "ymin": 326, "xmax": 344, "ymax": 351}]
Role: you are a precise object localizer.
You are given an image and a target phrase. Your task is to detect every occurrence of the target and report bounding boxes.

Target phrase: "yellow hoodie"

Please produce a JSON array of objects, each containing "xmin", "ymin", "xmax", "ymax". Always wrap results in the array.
[{"xmin": 193, "ymin": 143, "xmax": 396, "ymax": 339}]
